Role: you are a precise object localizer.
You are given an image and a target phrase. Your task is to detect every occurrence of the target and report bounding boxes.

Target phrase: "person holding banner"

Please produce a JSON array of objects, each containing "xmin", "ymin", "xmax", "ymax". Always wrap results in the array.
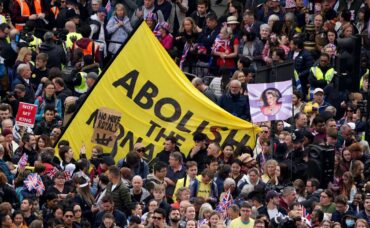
[{"xmin": 260, "ymin": 88, "xmax": 283, "ymax": 116}]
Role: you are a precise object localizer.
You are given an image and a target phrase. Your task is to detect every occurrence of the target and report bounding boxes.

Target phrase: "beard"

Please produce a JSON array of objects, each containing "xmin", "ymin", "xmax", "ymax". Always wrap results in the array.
[{"xmin": 170, "ymin": 217, "xmax": 180, "ymax": 223}]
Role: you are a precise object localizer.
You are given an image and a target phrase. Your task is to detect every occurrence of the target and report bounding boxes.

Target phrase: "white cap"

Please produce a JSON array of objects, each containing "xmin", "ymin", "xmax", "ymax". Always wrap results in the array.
[
  {"xmin": 348, "ymin": 122, "xmax": 356, "ymax": 130},
  {"xmin": 313, "ymin": 88, "xmax": 324, "ymax": 94}
]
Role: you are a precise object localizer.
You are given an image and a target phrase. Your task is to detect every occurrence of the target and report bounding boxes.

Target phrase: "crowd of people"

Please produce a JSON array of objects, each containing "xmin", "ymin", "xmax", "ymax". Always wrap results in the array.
[{"xmin": 0, "ymin": 0, "xmax": 368, "ymax": 226}]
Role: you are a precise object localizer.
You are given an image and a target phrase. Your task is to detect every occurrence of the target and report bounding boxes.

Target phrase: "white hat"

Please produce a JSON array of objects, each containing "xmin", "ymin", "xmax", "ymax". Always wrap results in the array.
[
  {"xmin": 227, "ymin": 16, "xmax": 240, "ymax": 25},
  {"xmin": 348, "ymin": 122, "xmax": 356, "ymax": 130},
  {"xmin": 313, "ymin": 88, "xmax": 324, "ymax": 94}
]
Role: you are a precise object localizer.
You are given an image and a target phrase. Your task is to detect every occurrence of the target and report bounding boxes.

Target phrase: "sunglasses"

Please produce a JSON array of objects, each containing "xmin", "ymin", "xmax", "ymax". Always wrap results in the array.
[
  {"xmin": 136, "ymin": 147, "xmax": 145, "ymax": 152},
  {"xmin": 65, "ymin": 215, "xmax": 73, "ymax": 218},
  {"xmin": 262, "ymin": 131, "xmax": 269, "ymax": 133}
]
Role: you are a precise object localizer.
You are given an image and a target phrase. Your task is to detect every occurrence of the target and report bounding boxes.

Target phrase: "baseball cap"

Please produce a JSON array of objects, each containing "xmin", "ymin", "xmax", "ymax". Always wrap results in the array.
[
  {"xmin": 313, "ymin": 88, "xmax": 324, "ymax": 95},
  {"xmin": 292, "ymin": 130, "xmax": 304, "ymax": 144}
]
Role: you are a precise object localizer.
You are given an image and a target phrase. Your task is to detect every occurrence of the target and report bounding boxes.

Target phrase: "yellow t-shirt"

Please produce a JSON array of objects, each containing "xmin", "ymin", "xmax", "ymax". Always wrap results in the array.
[
  {"xmin": 197, "ymin": 182, "xmax": 211, "ymax": 199},
  {"xmin": 229, "ymin": 217, "xmax": 255, "ymax": 228}
]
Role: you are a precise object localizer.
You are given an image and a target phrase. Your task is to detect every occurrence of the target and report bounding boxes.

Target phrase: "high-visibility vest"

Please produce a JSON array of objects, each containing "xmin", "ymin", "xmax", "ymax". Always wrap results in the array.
[
  {"xmin": 15, "ymin": 0, "xmax": 42, "ymax": 30},
  {"xmin": 360, "ymin": 69, "xmax": 369, "ymax": 90},
  {"xmin": 28, "ymin": 35, "xmax": 42, "ymax": 50},
  {"xmin": 66, "ymin": 32, "xmax": 82, "ymax": 49},
  {"xmin": 73, "ymin": 41, "xmax": 94, "ymax": 57},
  {"xmin": 308, "ymin": 66, "xmax": 334, "ymax": 99},
  {"xmin": 74, "ymin": 72, "xmax": 88, "ymax": 94},
  {"xmin": 50, "ymin": 6, "xmax": 59, "ymax": 19},
  {"xmin": 310, "ymin": 66, "xmax": 334, "ymax": 82},
  {"xmin": 0, "ymin": 15, "xmax": 6, "ymax": 24}
]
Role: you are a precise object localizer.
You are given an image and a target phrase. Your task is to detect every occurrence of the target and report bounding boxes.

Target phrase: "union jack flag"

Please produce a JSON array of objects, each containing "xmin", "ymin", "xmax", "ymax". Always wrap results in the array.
[
  {"xmin": 179, "ymin": 42, "xmax": 191, "ymax": 70},
  {"xmin": 64, "ymin": 170, "xmax": 73, "ymax": 181},
  {"xmin": 47, "ymin": 167, "xmax": 59, "ymax": 179},
  {"xmin": 105, "ymin": 0, "xmax": 111, "ymax": 14},
  {"xmin": 17, "ymin": 153, "xmax": 28, "ymax": 172},
  {"xmin": 35, "ymin": 175, "xmax": 45, "ymax": 195},
  {"xmin": 24, "ymin": 173, "xmax": 45, "ymax": 195},
  {"xmin": 216, "ymin": 190, "xmax": 232, "ymax": 215}
]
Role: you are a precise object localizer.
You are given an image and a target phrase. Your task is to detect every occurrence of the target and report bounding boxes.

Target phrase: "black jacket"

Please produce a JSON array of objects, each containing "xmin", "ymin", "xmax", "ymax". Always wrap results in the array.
[
  {"xmin": 39, "ymin": 42, "xmax": 67, "ymax": 69},
  {"xmin": 11, "ymin": 76, "xmax": 35, "ymax": 104}
]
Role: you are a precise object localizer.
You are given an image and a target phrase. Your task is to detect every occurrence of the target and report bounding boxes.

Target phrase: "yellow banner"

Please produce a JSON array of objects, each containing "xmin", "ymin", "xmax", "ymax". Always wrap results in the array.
[{"xmin": 58, "ymin": 22, "xmax": 260, "ymax": 161}]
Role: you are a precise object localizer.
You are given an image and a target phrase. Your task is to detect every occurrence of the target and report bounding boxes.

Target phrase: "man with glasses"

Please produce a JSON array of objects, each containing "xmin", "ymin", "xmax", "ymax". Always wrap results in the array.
[
  {"xmin": 63, "ymin": 208, "xmax": 75, "ymax": 228},
  {"xmin": 230, "ymin": 201, "xmax": 255, "ymax": 228},
  {"xmin": 152, "ymin": 208, "xmax": 168, "ymax": 228},
  {"xmin": 117, "ymin": 142, "xmax": 149, "ymax": 178}
]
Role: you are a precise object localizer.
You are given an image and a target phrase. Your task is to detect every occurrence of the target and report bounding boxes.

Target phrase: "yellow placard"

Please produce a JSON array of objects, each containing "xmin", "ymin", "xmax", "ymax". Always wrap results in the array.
[{"xmin": 57, "ymin": 22, "xmax": 260, "ymax": 161}]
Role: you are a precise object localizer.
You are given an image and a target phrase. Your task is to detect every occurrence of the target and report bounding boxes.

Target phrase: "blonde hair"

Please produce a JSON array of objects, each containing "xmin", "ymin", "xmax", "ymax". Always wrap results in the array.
[
  {"xmin": 232, "ymin": 70, "xmax": 243, "ymax": 80},
  {"xmin": 179, "ymin": 17, "xmax": 197, "ymax": 34},
  {"xmin": 17, "ymin": 47, "xmax": 32, "ymax": 62},
  {"xmin": 264, "ymin": 159, "xmax": 278, "ymax": 176},
  {"xmin": 153, "ymin": 183, "xmax": 165, "ymax": 192},
  {"xmin": 114, "ymin": 3, "xmax": 126, "ymax": 16}
]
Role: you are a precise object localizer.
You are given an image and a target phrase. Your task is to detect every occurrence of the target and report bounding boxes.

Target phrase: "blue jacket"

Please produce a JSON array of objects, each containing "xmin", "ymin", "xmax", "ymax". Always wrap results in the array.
[
  {"xmin": 287, "ymin": 50, "xmax": 314, "ymax": 79},
  {"xmin": 218, "ymin": 92, "xmax": 251, "ymax": 121},
  {"xmin": 189, "ymin": 178, "xmax": 218, "ymax": 204},
  {"xmin": 34, "ymin": 95, "xmax": 63, "ymax": 123},
  {"xmin": 332, "ymin": 208, "xmax": 356, "ymax": 223}
]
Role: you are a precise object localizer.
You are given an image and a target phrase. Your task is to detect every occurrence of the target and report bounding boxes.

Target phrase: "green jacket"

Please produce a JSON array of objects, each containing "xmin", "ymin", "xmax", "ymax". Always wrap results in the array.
[{"xmin": 105, "ymin": 181, "xmax": 131, "ymax": 214}]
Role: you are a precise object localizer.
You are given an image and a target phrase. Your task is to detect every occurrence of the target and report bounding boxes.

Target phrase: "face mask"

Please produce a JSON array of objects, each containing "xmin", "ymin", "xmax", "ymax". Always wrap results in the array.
[{"xmin": 345, "ymin": 219, "xmax": 355, "ymax": 227}]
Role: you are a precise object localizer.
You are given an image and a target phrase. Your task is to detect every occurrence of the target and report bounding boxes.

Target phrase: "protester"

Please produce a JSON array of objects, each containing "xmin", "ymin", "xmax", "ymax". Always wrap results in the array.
[{"xmin": 0, "ymin": 0, "xmax": 369, "ymax": 227}]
